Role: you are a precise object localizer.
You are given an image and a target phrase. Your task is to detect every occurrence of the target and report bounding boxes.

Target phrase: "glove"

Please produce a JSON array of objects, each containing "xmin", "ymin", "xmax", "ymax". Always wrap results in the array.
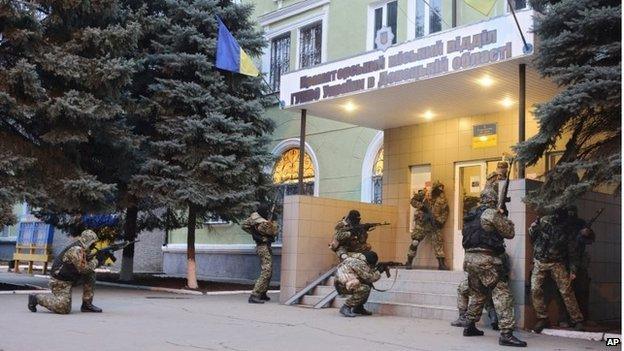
[{"xmin": 95, "ymin": 250, "xmax": 110, "ymax": 266}]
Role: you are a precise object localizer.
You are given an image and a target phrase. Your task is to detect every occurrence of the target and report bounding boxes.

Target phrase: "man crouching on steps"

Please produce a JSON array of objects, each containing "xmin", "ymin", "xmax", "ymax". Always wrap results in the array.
[
  {"xmin": 28, "ymin": 230, "xmax": 105, "ymax": 314},
  {"xmin": 334, "ymin": 251, "xmax": 381, "ymax": 317},
  {"xmin": 242, "ymin": 204, "xmax": 278, "ymax": 304}
]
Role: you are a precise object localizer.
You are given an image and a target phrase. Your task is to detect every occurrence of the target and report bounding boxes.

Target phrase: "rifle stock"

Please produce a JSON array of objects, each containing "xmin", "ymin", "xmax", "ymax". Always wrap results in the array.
[{"xmin": 497, "ymin": 158, "xmax": 514, "ymax": 215}]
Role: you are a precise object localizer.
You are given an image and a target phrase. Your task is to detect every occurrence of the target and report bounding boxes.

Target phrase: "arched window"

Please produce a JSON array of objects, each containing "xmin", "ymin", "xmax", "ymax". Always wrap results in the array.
[
  {"xmin": 272, "ymin": 148, "xmax": 315, "ymax": 191},
  {"xmin": 372, "ymin": 148, "xmax": 383, "ymax": 204}
]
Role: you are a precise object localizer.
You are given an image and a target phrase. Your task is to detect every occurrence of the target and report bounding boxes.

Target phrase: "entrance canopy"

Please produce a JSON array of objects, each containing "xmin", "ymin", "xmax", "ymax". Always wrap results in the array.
[{"xmin": 279, "ymin": 10, "xmax": 558, "ymax": 130}]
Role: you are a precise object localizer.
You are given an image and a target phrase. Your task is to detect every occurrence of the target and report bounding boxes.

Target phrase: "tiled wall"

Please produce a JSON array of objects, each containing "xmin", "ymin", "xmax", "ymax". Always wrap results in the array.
[
  {"xmin": 279, "ymin": 195, "xmax": 398, "ymax": 303},
  {"xmin": 383, "ymin": 110, "xmax": 544, "ymax": 269}
]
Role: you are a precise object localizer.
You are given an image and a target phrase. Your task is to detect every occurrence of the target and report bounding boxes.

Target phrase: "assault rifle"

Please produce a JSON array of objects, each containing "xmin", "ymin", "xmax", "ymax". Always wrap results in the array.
[
  {"xmin": 497, "ymin": 157, "xmax": 514, "ymax": 217},
  {"xmin": 585, "ymin": 208, "xmax": 604, "ymax": 229},
  {"xmin": 88, "ymin": 239, "xmax": 139, "ymax": 263},
  {"xmin": 344, "ymin": 222, "xmax": 390, "ymax": 235},
  {"xmin": 375, "ymin": 261, "xmax": 403, "ymax": 278}
]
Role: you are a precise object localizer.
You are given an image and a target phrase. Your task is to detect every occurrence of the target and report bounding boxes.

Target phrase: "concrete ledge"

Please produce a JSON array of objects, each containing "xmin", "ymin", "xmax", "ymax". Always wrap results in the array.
[
  {"xmin": 162, "ymin": 243, "xmax": 282, "ymax": 255},
  {"xmin": 0, "ymin": 290, "xmax": 50, "ymax": 295},
  {"xmin": 541, "ymin": 328, "xmax": 621, "ymax": 342}
]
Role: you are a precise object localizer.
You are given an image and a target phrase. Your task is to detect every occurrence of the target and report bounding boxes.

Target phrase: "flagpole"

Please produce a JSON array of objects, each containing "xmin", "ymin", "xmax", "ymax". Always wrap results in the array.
[
  {"xmin": 506, "ymin": 0, "xmax": 531, "ymax": 52},
  {"xmin": 260, "ymin": 75, "xmax": 283, "ymax": 107}
]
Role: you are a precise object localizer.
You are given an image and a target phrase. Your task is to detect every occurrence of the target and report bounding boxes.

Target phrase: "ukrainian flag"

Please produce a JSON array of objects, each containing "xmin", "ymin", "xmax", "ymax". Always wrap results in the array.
[
  {"xmin": 464, "ymin": 0, "xmax": 498, "ymax": 16},
  {"xmin": 215, "ymin": 16, "xmax": 259, "ymax": 77}
]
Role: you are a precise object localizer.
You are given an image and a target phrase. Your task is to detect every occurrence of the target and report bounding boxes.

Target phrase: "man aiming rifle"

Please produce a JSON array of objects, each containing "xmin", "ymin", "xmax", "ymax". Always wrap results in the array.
[
  {"xmin": 28, "ymin": 230, "xmax": 136, "ymax": 314},
  {"xmin": 329, "ymin": 210, "xmax": 389, "ymax": 261}
]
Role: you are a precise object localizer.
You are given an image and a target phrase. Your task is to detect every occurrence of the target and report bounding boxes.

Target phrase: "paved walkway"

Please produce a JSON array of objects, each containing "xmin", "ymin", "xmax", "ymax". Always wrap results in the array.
[{"xmin": 0, "ymin": 272, "xmax": 615, "ymax": 351}]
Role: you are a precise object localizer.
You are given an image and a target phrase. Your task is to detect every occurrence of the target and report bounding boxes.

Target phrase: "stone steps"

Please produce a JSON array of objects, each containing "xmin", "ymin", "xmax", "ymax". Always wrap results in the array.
[{"xmin": 293, "ymin": 268, "xmax": 474, "ymax": 323}]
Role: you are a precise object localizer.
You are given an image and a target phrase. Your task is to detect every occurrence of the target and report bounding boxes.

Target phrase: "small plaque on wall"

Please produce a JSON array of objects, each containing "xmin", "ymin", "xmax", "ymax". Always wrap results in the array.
[{"xmin": 472, "ymin": 123, "xmax": 497, "ymax": 148}]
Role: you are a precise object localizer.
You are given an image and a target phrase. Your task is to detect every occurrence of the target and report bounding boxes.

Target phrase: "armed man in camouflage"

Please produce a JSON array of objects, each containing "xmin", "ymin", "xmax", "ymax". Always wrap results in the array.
[
  {"xmin": 452, "ymin": 275, "xmax": 499, "ymax": 329},
  {"xmin": 28, "ymin": 230, "xmax": 106, "ymax": 314},
  {"xmin": 330, "ymin": 210, "xmax": 373, "ymax": 261},
  {"xmin": 462, "ymin": 188, "xmax": 526, "ymax": 347},
  {"xmin": 242, "ymin": 204, "xmax": 278, "ymax": 304},
  {"xmin": 529, "ymin": 207, "xmax": 584, "ymax": 332},
  {"xmin": 406, "ymin": 181, "xmax": 450, "ymax": 270},
  {"xmin": 334, "ymin": 250, "xmax": 381, "ymax": 317}
]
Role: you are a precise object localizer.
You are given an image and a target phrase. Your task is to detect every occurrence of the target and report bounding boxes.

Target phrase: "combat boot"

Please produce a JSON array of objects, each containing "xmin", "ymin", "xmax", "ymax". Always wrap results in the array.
[
  {"xmin": 352, "ymin": 304, "xmax": 372, "ymax": 316},
  {"xmin": 248, "ymin": 294, "xmax": 265, "ymax": 304},
  {"xmin": 499, "ymin": 332, "xmax": 527, "ymax": 347},
  {"xmin": 81, "ymin": 302, "xmax": 102, "ymax": 313},
  {"xmin": 437, "ymin": 258, "xmax": 449, "ymax": 270},
  {"xmin": 28, "ymin": 294, "xmax": 37, "ymax": 312},
  {"xmin": 451, "ymin": 312, "xmax": 468, "ymax": 327},
  {"xmin": 573, "ymin": 321, "xmax": 584, "ymax": 331},
  {"xmin": 532, "ymin": 318, "xmax": 548, "ymax": 333},
  {"xmin": 463, "ymin": 322, "xmax": 484, "ymax": 336},
  {"xmin": 260, "ymin": 292, "xmax": 271, "ymax": 301},
  {"xmin": 405, "ymin": 255, "xmax": 415, "ymax": 270},
  {"xmin": 339, "ymin": 304, "xmax": 357, "ymax": 317}
]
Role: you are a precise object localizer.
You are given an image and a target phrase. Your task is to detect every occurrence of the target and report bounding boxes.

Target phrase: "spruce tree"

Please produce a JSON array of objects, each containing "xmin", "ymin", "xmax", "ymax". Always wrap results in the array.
[
  {"xmin": 515, "ymin": 0, "xmax": 621, "ymax": 210},
  {"xmin": 0, "ymin": 1, "xmax": 139, "ymax": 230},
  {"xmin": 128, "ymin": 0, "xmax": 274, "ymax": 288}
]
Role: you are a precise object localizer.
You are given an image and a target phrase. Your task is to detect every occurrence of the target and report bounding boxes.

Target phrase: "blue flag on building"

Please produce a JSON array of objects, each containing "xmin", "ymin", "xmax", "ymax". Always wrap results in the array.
[{"xmin": 215, "ymin": 16, "xmax": 260, "ymax": 77}]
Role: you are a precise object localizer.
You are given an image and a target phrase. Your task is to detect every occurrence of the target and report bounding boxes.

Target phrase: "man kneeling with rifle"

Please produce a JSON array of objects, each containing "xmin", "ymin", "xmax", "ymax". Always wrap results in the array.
[
  {"xmin": 334, "ymin": 250, "xmax": 383, "ymax": 317},
  {"xmin": 28, "ymin": 230, "xmax": 131, "ymax": 314}
]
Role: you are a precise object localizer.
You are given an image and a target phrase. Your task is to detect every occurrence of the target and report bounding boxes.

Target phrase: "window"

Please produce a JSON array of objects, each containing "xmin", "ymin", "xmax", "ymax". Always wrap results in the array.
[
  {"xmin": 372, "ymin": 149, "xmax": 384, "ymax": 204},
  {"xmin": 411, "ymin": 0, "xmax": 445, "ymax": 40},
  {"xmin": 299, "ymin": 22, "xmax": 322, "ymax": 69},
  {"xmin": 372, "ymin": 1, "xmax": 398, "ymax": 49},
  {"xmin": 269, "ymin": 34, "xmax": 290, "ymax": 92},
  {"xmin": 508, "ymin": 0, "xmax": 527, "ymax": 11},
  {"xmin": 272, "ymin": 148, "xmax": 316, "ymax": 241}
]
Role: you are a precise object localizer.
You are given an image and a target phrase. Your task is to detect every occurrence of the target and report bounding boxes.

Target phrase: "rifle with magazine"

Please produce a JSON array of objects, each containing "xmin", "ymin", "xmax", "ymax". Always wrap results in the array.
[{"xmin": 497, "ymin": 157, "xmax": 514, "ymax": 217}]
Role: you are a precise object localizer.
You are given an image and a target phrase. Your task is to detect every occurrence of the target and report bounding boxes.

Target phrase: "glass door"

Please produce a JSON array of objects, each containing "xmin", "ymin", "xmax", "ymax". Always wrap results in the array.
[{"xmin": 452, "ymin": 161, "xmax": 487, "ymax": 270}]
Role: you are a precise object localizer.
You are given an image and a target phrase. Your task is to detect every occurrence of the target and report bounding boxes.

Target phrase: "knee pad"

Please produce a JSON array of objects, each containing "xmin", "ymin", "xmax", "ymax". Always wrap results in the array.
[{"xmin": 411, "ymin": 240, "xmax": 420, "ymax": 247}]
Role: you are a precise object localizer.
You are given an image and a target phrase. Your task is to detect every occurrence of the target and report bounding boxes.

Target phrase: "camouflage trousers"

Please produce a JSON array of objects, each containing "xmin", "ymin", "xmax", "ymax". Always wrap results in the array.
[
  {"xmin": 36, "ymin": 274, "xmax": 95, "ymax": 314},
  {"xmin": 464, "ymin": 252, "xmax": 515, "ymax": 333},
  {"xmin": 252, "ymin": 244, "xmax": 273, "ymax": 296},
  {"xmin": 531, "ymin": 260, "xmax": 583, "ymax": 322},
  {"xmin": 408, "ymin": 224, "xmax": 444, "ymax": 258},
  {"xmin": 336, "ymin": 282, "xmax": 371, "ymax": 308},
  {"xmin": 457, "ymin": 278, "xmax": 496, "ymax": 316}
]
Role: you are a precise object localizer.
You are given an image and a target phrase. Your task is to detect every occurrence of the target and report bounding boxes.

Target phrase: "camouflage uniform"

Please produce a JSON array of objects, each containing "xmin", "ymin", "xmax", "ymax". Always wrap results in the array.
[
  {"xmin": 335, "ymin": 256, "xmax": 381, "ymax": 308},
  {"xmin": 407, "ymin": 182, "xmax": 449, "ymax": 262},
  {"xmin": 529, "ymin": 214, "xmax": 583, "ymax": 323},
  {"xmin": 35, "ymin": 230, "xmax": 99, "ymax": 314},
  {"xmin": 331, "ymin": 217, "xmax": 371, "ymax": 261},
  {"xmin": 482, "ymin": 162, "xmax": 508, "ymax": 196},
  {"xmin": 457, "ymin": 277, "xmax": 496, "ymax": 320},
  {"xmin": 243, "ymin": 212, "xmax": 278, "ymax": 298},
  {"xmin": 463, "ymin": 188, "xmax": 517, "ymax": 333}
]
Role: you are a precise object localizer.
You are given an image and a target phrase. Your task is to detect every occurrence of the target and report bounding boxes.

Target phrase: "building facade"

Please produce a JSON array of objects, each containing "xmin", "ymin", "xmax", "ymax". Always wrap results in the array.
[{"xmin": 274, "ymin": 0, "xmax": 620, "ymax": 327}]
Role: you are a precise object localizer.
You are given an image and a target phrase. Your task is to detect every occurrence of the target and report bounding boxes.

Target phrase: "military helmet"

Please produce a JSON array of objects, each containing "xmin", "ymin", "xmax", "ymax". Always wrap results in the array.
[
  {"xmin": 257, "ymin": 203, "xmax": 271, "ymax": 219},
  {"xmin": 79, "ymin": 229, "xmax": 99, "ymax": 249},
  {"xmin": 432, "ymin": 180, "xmax": 444, "ymax": 190},
  {"xmin": 347, "ymin": 210, "xmax": 361, "ymax": 223},
  {"xmin": 362, "ymin": 250, "xmax": 378, "ymax": 265}
]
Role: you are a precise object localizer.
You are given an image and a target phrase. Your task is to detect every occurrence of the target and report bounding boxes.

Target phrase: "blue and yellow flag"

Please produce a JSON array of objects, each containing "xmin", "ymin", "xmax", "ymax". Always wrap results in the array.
[
  {"xmin": 464, "ymin": 0, "xmax": 498, "ymax": 16},
  {"xmin": 215, "ymin": 17, "xmax": 259, "ymax": 77}
]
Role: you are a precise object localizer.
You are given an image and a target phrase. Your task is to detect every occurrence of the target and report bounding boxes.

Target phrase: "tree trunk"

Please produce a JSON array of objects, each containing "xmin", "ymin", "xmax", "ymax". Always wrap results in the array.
[
  {"xmin": 119, "ymin": 205, "xmax": 138, "ymax": 282},
  {"xmin": 186, "ymin": 204, "xmax": 198, "ymax": 289}
]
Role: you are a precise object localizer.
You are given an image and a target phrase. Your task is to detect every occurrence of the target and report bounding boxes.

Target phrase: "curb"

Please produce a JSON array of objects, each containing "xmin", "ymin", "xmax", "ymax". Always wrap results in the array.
[
  {"xmin": 28, "ymin": 274, "xmax": 281, "ymax": 296},
  {"xmin": 0, "ymin": 290, "xmax": 51, "ymax": 295},
  {"xmin": 541, "ymin": 328, "xmax": 621, "ymax": 342}
]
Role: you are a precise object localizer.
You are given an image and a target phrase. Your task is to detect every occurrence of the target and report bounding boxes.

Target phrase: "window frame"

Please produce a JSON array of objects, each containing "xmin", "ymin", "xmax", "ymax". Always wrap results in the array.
[
  {"xmin": 268, "ymin": 33, "xmax": 291, "ymax": 93},
  {"xmin": 367, "ymin": 0, "xmax": 399, "ymax": 50},
  {"xmin": 407, "ymin": 0, "xmax": 445, "ymax": 41},
  {"xmin": 297, "ymin": 20, "xmax": 323, "ymax": 69}
]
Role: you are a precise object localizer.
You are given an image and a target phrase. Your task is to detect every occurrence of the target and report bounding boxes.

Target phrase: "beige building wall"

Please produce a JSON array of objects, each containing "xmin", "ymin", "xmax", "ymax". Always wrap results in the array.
[
  {"xmin": 383, "ymin": 109, "xmax": 545, "ymax": 268},
  {"xmin": 280, "ymin": 195, "xmax": 397, "ymax": 303}
]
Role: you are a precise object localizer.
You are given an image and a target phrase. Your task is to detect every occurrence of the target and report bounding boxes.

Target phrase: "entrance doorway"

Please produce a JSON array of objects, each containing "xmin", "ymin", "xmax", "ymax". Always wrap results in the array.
[{"xmin": 452, "ymin": 160, "xmax": 500, "ymax": 270}]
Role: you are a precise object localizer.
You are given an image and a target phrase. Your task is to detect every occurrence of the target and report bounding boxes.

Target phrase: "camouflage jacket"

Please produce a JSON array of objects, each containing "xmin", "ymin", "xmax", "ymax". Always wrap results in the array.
[
  {"xmin": 529, "ymin": 215, "xmax": 579, "ymax": 272},
  {"xmin": 330, "ymin": 218, "xmax": 370, "ymax": 253},
  {"xmin": 411, "ymin": 192, "xmax": 449, "ymax": 228},
  {"xmin": 52, "ymin": 230, "xmax": 99, "ymax": 280},
  {"xmin": 336, "ymin": 256, "xmax": 381, "ymax": 289},
  {"xmin": 481, "ymin": 208, "xmax": 515, "ymax": 239},
  {"xmin": 242, "ymin": 212, "xmax": 278, "ymax": 244}
]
